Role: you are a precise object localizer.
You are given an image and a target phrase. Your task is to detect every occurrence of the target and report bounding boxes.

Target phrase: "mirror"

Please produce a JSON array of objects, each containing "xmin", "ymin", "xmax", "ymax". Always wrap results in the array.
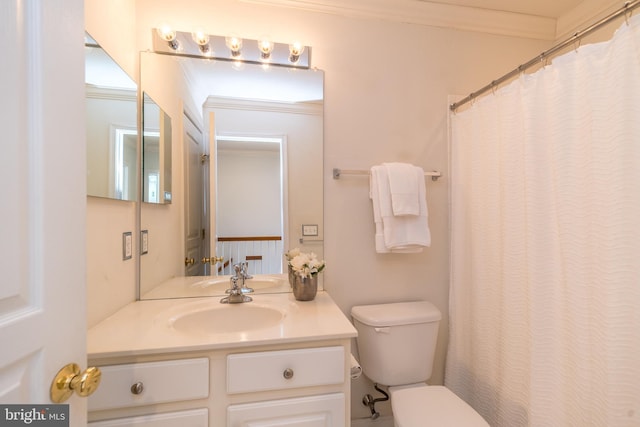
[
  {"xmin": 139, "ymin": 51, "xmax": 324, "ymax": 300},
  {"xmin": 85, "ymin": 33, "xmax": 137, "ymax": 201},
  {"xmin": 142, "ymin": 92, "xmax": 173, "ymax": 204}
]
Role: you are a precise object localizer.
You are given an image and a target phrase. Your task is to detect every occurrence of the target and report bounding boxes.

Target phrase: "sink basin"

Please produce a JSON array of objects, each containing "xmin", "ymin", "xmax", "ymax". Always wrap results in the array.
[{"xmin": 168, "ymin": 303, "xmax": 285, "ymax": 335}]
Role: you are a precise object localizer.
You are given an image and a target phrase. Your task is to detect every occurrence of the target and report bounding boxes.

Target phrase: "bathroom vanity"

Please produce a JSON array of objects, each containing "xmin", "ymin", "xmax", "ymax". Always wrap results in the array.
[{"xmin": 86, "ymin": 292, "xmax": 357, "ymax": 426}]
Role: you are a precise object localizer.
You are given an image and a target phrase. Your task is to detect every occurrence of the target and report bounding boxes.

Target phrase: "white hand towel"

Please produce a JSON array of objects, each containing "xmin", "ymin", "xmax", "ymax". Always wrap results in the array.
[
  {"xmin": 369, "ymin": 166, "xmax": 389, "ymax": 253},
  {"xmin": 370, "ymin": 165, "xmax": 431, "ymax": 253},
  {"xmin": 384, "ymin": 162, "xmax": 422, "ymax": 216}
]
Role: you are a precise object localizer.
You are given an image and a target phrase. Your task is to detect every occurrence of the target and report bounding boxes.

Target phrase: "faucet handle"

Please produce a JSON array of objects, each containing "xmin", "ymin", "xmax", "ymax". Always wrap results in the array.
[
  {"xmin": 241, "ymin": 261, "xmax": 253, "ymax": 279},
  {"xmin": 233, "ymin": 263, "xmax": 242, "ymax": 276}
]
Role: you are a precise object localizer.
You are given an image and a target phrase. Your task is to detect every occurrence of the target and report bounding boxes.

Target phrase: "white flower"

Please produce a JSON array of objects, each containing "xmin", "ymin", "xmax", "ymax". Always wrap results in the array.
[
  {"xmin": 289, "ymin": 251, "xmax": 325, "ymax": 278},
  {"xmin": 284, "ymin": 247, "xmax": 301, "ymax": 261}
]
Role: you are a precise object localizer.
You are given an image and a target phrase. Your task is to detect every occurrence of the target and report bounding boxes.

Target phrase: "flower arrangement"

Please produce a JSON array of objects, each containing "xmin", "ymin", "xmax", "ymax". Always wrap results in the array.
[{"xmin": 285, "ymin": 248, "xmax": 325, "ymax": 278}]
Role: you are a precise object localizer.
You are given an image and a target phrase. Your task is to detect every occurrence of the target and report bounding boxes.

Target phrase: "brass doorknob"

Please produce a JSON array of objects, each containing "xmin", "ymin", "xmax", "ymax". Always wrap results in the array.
[
  {"xmin": 50, "ymin": 363, "xmax": 102, "ymax": 403},
  {"xmin": 184, "ymin": 257, "xmax": 195, "ymax": 266}
]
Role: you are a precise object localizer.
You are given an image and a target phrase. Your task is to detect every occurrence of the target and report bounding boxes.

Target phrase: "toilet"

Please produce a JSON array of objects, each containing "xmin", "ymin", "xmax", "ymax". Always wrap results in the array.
[{"xmin": 351, "ymin": 301, "xmax": 489, "ymax": 427}]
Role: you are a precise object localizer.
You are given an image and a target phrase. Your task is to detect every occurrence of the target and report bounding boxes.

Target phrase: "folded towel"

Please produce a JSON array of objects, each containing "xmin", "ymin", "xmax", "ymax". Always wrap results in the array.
[
  {"xmin": 370, "ymin": 165, "xmax": 431, "ymax": 253},
  {"xmin": 384, "ymin": 162, "xmax": 422, "ymax": 216},
  {"xmin": 369, "ymin": 166, "xmax": 392, "ymax": 253}
]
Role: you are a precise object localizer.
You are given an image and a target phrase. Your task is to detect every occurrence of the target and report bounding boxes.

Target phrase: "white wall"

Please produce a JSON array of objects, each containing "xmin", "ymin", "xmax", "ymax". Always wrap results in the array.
[
  {"xmin": 205, "ymin": 98, "xmax": 323, "ymax": 252},
  {"xmin": 85, "ymin": 0, "xmax": 620, "ymax": 420},
  {"xmin": 85, "ymin": 0, "xmax": 138, "ymax": 327},
  {"xmin": 218, "ymin": 149, "xmax": 281, "ymax": 236}
]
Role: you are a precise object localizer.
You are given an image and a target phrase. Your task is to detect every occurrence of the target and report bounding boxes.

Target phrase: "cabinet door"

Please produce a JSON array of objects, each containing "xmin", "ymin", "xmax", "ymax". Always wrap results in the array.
[{"xmin": 227, "ymin": 393, "xmax": 344, "ymax": 427}]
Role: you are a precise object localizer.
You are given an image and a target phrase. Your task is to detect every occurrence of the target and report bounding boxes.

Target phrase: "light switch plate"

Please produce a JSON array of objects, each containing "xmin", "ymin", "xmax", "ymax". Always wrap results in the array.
[
  {"xmin": 141, "ymin": 230, "xmax": 149, "ymax": 255},
  {"xmin": 123, "ymin": 232, "xmax": 132, "ymax": 260},
  {"xmin": 302, "ymin": 224, "xmax": 318, "ymax": 236}
]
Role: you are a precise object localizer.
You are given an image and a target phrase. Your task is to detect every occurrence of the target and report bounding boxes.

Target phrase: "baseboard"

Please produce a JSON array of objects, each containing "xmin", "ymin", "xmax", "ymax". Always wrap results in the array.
[{"xmin": 351, "ymin": 415, "xmax": 394, "ymax": 427}]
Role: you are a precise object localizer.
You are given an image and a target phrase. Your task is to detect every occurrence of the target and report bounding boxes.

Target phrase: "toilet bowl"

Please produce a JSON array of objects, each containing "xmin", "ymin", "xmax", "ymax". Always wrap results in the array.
[{"xmin": 351, "ymin": 301, "xmax": 488, "ymax": 427}]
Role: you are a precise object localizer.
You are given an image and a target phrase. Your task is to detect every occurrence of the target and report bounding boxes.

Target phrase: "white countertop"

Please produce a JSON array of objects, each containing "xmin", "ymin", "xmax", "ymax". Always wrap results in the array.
[
  {"xmin": 87, "ymin": 291, "xmax": 357, "ymax": 359},
  {"xmin": 141, "ymin": 273, "xmax": 291, "ymax": 299}
]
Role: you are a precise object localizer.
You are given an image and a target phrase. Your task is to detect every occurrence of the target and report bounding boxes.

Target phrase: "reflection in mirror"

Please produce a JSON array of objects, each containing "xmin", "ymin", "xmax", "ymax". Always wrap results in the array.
[
  {"xmin": 85, "ymin": 33, "xmax": 137, "ymax": 201},
  {"xmin": 142, "ymin": 93, "xmax": 173, "ymax": 204},
  {"xmin": 215, "ymin": 135, "xmax": 284, "ymax": 276},
  {"xmin": 139, "ymin": 51, "xmax": 323, "ymax": 300}
]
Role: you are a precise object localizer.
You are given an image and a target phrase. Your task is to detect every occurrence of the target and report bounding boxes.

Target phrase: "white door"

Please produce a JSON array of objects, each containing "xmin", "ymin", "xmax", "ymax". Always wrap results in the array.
[
  {"xmin": 184, "ymin": 111, "xmax": 205, "ymax": 276},
  {"xmin": 0, "ymin": 1, "xmax": 88, "ymax": 425}
]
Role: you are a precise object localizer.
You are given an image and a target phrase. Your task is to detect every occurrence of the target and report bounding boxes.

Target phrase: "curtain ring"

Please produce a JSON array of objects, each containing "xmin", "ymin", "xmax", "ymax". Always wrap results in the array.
[
  {"xmin": 574, "ymin": 38, "xmax": 581, "ymax": 53},
  {"xmin": 625, "ymin": 9, "xmax": 631, "ymax": 25},
  {"xmin": 539, "ymin": 53, "xmax": 547, "ymax": 69}
]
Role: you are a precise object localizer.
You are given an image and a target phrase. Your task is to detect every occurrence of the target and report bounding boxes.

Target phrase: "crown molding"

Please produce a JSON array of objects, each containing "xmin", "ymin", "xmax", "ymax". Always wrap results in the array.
[
  {"xmin": 204, "ymin": 96, "xmax": 323, "ymax": 115},
  {"xmin": 238, "ymin": 0, "xmax": 558, "ymax": 40},
  {"xmin": 85, "ymin": 85, "xmax": 136, "ymax": 101}
]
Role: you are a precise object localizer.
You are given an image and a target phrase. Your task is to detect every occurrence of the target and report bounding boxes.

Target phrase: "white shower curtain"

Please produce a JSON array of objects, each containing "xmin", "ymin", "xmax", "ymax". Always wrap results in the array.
[{"xmin": 447, "ymin": 15, "xmax": 640, "ymax": 427}]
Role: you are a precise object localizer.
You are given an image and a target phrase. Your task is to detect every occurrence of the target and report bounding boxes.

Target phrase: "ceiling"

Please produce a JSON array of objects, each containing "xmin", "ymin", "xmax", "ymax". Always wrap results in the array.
[
  {"xmin": 240, "ymin": 0, "xmax": 618, "ymax": 40},
  {"xmin": 420, "ymin": 0, "xmax": 586, "ymax": 19}
]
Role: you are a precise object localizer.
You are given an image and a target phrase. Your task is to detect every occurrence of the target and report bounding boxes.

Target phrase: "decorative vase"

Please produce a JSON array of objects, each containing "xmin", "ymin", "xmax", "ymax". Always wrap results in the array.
[
  {"xmin": 288, "ymin": 265, "xmax": 295, "ymax": 287},
  {"xmin": 292, "ymin": 274, "xmax": 318, "ymax": 301}
]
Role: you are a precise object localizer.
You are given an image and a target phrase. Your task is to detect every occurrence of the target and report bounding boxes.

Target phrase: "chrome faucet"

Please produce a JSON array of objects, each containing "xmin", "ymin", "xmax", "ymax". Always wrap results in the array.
[
  {"xmin": 220, "ymin": 276, "xmax": 252, "ymax": 304},
  {"xmin": 234, "ymin": 262, "xmax": 254, "ymax": 294}
]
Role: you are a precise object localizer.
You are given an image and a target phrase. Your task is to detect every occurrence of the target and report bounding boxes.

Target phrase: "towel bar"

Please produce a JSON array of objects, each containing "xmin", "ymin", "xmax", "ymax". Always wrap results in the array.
[{"xmin": 332, "ymin": 168, "xmax": 441, "ymax": 181}]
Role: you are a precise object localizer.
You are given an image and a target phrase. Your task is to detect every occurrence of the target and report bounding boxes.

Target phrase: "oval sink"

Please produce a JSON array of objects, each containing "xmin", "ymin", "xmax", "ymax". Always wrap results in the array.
[{"xmin": 168, "ymin": 303, "xmax": 285, "ymax": 335}]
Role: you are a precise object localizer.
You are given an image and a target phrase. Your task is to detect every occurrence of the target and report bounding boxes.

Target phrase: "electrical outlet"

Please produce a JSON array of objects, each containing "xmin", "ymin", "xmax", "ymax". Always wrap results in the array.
[{"xmin": 123, "ymin": 232, "xmax": 132, "ymax": 260}]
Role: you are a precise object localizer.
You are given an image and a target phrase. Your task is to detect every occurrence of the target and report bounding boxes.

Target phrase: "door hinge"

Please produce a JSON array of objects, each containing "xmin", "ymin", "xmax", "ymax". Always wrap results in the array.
[{"xmin": 202, "ymin": 228, "xmax": 206, "ymax": 240}]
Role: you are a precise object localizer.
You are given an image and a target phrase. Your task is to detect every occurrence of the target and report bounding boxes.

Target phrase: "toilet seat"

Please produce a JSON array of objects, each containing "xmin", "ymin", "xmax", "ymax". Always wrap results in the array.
[{"xmin": 389, "ymin": 385, "xmax": 489, "ymax": 427}]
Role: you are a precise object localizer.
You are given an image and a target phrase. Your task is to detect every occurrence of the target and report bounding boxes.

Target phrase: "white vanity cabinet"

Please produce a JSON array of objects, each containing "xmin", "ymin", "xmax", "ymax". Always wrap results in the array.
[
  {"xmin": 86, "ymin": 293, "xmax": 358, "ymax": 426},
  {"xmin": 87, "ymin": 341, "xmax": 351, "ymax": 427}
]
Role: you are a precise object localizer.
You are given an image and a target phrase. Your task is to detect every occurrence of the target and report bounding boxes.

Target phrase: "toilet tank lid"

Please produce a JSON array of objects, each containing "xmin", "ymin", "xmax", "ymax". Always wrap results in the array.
[{"xmin": 351, "ymin": 301, "xmax": 441, "ymax": 327}]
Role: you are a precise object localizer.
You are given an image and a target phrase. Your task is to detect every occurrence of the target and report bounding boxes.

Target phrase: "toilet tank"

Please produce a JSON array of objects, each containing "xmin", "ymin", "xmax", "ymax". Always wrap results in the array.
[{"xmin": 351, "ymin": 301, "xmax": 441, "ymax": 386}]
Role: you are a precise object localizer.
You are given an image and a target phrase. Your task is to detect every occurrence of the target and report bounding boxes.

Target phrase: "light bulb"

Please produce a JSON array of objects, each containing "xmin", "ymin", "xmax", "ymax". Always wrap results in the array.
[
  {"xmin": 191, "ymin": 29, "xmax": 210, "ymax": 54},
  {"xmin": 156, "ymin": 25, "xmax": 179, "ymax": 50},
  {"xmin": 225, "ymin": 36, "xmax": 243, "ymax": 57},
  {"xmin": 288, "ymin": 42, "xmax": 305, "ymax": 63},
  {"xmin": 191, "ymin": 29, "xmax": 209, "ymax": 46},
  {"xmin": 258, "ymin": 38, "xmax": 274, "ymax": 60}
]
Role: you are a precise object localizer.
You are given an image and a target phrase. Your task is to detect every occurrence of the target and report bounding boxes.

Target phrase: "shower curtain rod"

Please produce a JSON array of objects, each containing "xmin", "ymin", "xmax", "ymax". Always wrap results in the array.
[{"xmin": 450, "ymin": 0, "xmax": 640, "ymax": 112}]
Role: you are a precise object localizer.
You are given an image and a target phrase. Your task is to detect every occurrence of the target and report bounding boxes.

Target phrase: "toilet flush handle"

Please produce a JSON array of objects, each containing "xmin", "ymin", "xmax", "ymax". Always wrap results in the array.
[{"xmin": 374, "ymin": 327, "xmax": 390, "ymax": 334}]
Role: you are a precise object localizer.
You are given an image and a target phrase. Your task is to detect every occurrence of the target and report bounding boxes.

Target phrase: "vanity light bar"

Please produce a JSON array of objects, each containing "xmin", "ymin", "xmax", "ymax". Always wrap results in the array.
[{"xmin": 152, "ymin": 29, "xmax": 311, "ymax": 69}]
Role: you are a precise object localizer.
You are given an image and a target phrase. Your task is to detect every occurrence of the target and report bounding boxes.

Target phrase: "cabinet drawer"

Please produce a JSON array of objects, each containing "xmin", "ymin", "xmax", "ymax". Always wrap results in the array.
[
  {"xmin": 227, "ymin": 346, "xmax": 344, "ymax": 394},
  {"xmin": 89, "ymin": 358, "xmax": 209, "ymax": 411},
  {"xmin": 88, "ymin": 408, "xmax": 208, "ymax": 426}
]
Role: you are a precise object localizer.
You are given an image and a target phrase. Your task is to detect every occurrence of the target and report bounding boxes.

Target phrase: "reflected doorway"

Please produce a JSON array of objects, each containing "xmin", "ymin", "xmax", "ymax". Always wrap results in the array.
[{"xmin": 215, "ymin": 135, "xmax": 286, "ymax": 275}]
